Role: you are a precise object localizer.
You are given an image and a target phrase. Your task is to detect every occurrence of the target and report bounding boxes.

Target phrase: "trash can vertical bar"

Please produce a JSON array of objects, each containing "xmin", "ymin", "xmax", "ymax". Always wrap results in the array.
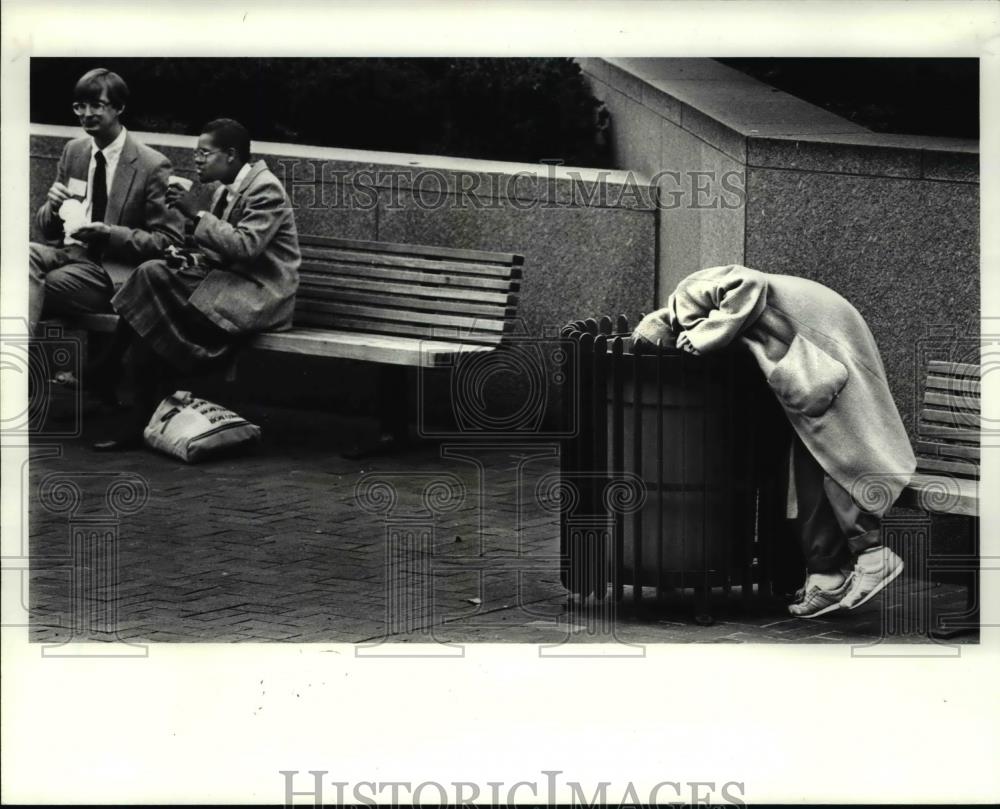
[
  {"xmin": 575, "ymin": 331, "xmax": 595, "ymax": 596},
  {"xmin": 656, "ymin": 338, "xmax": 665, "ymax": 603},
  {"xmin": 723, "ymin": 355, "xmax": 735, "ymax": 599},
  {"xmin": 559, "ymin": 326, "xmax": 576, "ymax": 594},
  {"xmin": 679, "ymin": 351, "xmax": 688, "ymax": 596},
  {"xmin": 611, "ymin": 336, "xmax": 625, "ymax": 602},
  {"xmin": 593, "ymin": 334, "xmax": 609, "ymax": 599},
  {"xmin": 698, "ymin": 356, "xmax": 711, "ymax": 622},
  {"xmin": 743, "ymin": 358, "xmax": 757, "ymax": 609}
]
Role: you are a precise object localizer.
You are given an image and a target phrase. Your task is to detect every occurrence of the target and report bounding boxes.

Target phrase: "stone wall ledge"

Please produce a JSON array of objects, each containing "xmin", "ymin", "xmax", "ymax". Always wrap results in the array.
[
  {"xmin": 581, "ymin": 57, "xmax": 978, "ymax": 182},
  {"xmin": 30, "ymin": 123, "xmax": 654, "ymax": 210}
]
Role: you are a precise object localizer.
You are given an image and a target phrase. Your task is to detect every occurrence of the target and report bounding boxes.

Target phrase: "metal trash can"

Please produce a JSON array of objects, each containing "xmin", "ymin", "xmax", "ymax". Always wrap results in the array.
[{"xmin": 559, "ymin": 315, "xmax": 792, "ymax": 622}]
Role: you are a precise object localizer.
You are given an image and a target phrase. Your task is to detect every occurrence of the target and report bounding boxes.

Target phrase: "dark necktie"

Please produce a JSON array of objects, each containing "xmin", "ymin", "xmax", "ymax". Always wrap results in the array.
[
  {"xmin": 91, "ymin": 150, "xmax": 107, "ymax": 224},
  {"xmin": 211, "ymin": 188, "xmax": 229, "ymax": 220}
]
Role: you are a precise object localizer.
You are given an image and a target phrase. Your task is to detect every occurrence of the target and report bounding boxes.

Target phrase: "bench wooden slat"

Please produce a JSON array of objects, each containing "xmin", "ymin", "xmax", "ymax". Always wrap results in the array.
[
  {"xmin": 300, "ymin": 286, "xmax": 514, "ymax": 319},
  {"xmin": 915, "ymin": 456, "xmax": 979, "ymax": 478},
  {"xmin": 300, "ymin": 261, "xmax": 519, "ymax": 292},
  {"xmin": 918, "ymin": 423, "xmax": 980, "ymax": 442},
  {"xmin": 299, "ymin": 272, "xmax": 514, "ymax": 305},
  {"xmin": 300, "ymin": 234, "xmax": 524, "ymax": 266},
  {"xmin": 898, "ymin": 473, "xmax": 978, "ymax": 517},
  {"xmin": 293, "ymin": 312, "xmax": 504, "ymax": 345},
  {"xmin": 902, "ymin": 354, "xmax": 980, "ymax": 520},
  {"xmin": 295, "ymin": 299, "xmax": 508, "ymax": 332},
  {"xmin": 915, "ymin": 440, "xmax": 980, "ymax": 461},
  {"xmin": 924, "ymin": 390, "xmax": 980, "ymax": 412},
  {"xmin": 920, "ymin": 408, "xmax": 979, "ymax": 428},
  {"xmin": 927, "ymin": 360, "xmax": 980, "ymax": 378},
  {"xmin": 250, "ymin": 328, "xmax": 495, "ymax": 366},
  {"xmin": 300, "ymin": 246, "xmax": 521, "ymax": 279},
  {"xmin": 926, "ymin": 374, "xmax": 980, "ymax": 395}
]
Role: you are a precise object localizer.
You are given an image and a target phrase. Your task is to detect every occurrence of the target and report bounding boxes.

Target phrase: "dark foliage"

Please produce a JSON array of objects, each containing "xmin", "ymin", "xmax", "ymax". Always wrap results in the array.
[
  {"xmin": 30, "ymin": 57, "xmax": 611, "ymax": 167},
  {"xmin": 719, "ymin": 58, "xmax": 978, "ymax": 139}
]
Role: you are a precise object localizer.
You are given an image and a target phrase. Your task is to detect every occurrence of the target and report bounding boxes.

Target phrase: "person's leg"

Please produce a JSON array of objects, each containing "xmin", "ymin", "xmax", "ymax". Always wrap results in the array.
[
  {"xmin": 821, "ymin": 477, "xmax": 882, "ymax": 555},
  {"xmin": 823, "ymin": 477, "xmax": 904, "ymax": 610},
  {"xmin": 85, "ymin": 315, "xmax": 140, "ymax": 403},
  {"xmin": 28, "ymin": 243, "xmax": 74, "ymax": 332},
  {"xmin": 791, "ymin": 437, "xmax": 853, "ymax": 574},
  {"xmin": 787, "ymin": 437, "xmax": 853, "ymax": 617},
  {"xmin": 43, "ymin": 261, "xmax": 115, "ymax": 317},
  {"xmin": 92, "ymin": 334, "xmax": 178, "ymax": 451}
]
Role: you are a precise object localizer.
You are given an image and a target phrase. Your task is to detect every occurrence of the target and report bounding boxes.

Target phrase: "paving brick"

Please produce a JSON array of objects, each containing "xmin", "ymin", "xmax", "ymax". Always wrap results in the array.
[{"xmin": 25, "ymin": 405, "xmax": 978, "ymax": 645}]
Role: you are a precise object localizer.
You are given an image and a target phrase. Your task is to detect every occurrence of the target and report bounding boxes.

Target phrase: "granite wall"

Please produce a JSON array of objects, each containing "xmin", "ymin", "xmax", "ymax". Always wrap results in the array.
[
  {"xmin": 578, "ymin": 58, "xmax": 980, "ymax": 440},
  {"xmin": 29, "ymin": 124, "xmax": 657, "ymax": 428}
]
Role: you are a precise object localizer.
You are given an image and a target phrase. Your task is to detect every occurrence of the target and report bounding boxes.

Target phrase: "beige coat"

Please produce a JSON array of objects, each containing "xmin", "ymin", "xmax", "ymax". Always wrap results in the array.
[
  {"xmin": 635, "ymin": 265, "xmax": 915, "ymax": 514},
  {"xmin": 187, "ymin": 160, "xmax": 300, "ymax": 334}
]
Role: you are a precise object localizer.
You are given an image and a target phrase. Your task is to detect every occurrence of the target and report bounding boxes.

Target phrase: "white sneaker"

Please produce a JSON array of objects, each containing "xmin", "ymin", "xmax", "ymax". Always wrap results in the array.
[
  {"xmin": 792, "ymin": 567, "xmax": 853, "ymax": 603},
  {"xmin": 839, "ymin": 547, "xmax": 904, "ymax": 610},
  {"xmin": 788, "ymin": 574, "xmax": 852, "ymax": 618}
]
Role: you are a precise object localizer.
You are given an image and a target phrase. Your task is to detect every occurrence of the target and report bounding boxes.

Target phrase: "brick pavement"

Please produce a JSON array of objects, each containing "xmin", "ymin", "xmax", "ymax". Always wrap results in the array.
[{"xmin": 25, "ymin": 394, "xmax": 977, "ymax": 646}]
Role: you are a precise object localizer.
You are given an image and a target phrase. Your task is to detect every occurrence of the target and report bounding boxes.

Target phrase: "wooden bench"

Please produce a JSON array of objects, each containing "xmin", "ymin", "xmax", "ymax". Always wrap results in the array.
[
  {"xmin": 896, "ymin": 359, "xmax": 979, "ymax": 637},
  {"xmin": 898, "ymin": 360, "xmax": 980, "ymax": 516},
  {"xmin": 44, "ymin": 234, "xmax": 525, "ymax": 443}
]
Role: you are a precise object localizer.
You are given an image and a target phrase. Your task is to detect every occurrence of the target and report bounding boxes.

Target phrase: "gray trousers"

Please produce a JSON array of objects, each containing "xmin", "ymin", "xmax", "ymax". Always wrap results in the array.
[
  {"xmin": 789, "ymin": 435, "xmax": 882, "ymax": 573},
  {"xmin": 29, "ymin": 242, "xmax": 115, "ymax": 331}
]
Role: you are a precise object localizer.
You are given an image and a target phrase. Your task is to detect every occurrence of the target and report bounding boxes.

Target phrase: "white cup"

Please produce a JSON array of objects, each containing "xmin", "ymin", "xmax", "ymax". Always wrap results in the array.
[{"xmin": 169, "ymin": 175, "xmax": 193, "ymax": 192}]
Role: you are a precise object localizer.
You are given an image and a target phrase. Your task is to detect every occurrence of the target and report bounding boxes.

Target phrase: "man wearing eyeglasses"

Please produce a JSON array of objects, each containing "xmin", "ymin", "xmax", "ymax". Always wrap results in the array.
[{"xmin": 29, "ymin": 68, "xmax": 183, "ymax": 335}]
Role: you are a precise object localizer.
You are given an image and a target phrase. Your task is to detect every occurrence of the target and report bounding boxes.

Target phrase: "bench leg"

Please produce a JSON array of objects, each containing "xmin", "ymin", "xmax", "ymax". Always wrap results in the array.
[
  {"xmin": 342, "ymin": 366, "xmax": 411, "ymax": 460},
  {"xmin": 930, "ymin": 517, "xmax": 979, "ymax": 640},
  {"xmin": 375, "ymin": 365, "xmax": 409, "ymax": 443}
]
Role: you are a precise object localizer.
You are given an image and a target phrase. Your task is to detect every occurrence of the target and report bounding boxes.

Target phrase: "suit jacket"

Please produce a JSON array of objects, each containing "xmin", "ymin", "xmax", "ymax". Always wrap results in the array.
[
  {"xmin": 634, "ymin": 265, "xmax": 916, "ymax": 515},
  {"xmin": 187, "ymin": 160, "xmax": 300, "ymax": 334},
  {"xmin": 35, "ymin": 132, "xmax": 184, "ymax": 286}
]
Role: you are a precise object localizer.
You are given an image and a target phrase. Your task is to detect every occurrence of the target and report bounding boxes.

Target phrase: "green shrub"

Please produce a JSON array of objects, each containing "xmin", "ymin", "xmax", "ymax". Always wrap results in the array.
[{"xmin": 31, "ymin": 57, "xmax": 611, "ymax": 167}]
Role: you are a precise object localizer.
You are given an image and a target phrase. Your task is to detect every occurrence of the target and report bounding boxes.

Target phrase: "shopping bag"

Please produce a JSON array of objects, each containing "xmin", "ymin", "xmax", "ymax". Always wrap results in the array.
[{"xmin": 143, "ymin": 391, "xmax": 260, "ymax": 463}]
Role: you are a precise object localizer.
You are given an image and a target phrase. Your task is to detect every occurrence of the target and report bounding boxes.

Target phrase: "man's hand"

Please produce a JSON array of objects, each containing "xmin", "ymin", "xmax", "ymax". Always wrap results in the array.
[
  {"xmin": 71, "ymin": 222, "xmax": 112, "ymax": 243},
  {"xmin": 166, "ymin": 185, "xmax": 200, "ymax": 221},
  {"xmin": 165, "ymin": 182, "xmax": 185, "ymax": 207},
  {"xmin": 677, "ymin": 331, "xmax": 700, "ymax": 356},
  {"xmin": 46, "ymin": 182, "xmax": 72, "ymax": 209}
]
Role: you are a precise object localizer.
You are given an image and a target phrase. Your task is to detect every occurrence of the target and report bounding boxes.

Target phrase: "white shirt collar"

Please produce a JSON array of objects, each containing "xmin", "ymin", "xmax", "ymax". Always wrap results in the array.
[
  {"xmin": 92, "ymin": 126, "xmax": 127, "ymax": 162},
  {"xmin": 226, "ymin": 162, "xmax": 252, "ymax": 195}
]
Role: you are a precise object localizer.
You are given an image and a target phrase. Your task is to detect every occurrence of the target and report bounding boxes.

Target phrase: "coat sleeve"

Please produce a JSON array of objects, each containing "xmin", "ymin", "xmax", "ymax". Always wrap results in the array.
[
  {"xmin": 35, "ymin": 144, "xmax": 70, "ymax": 242},
  {"xmin": 667, "ymin": 265, "xmax": 769, "ymax": 354},
  {"xmin": 105, "ymin": 156, "xmax": 185, "ymax": 261},
  {"xmin": 192, "ymin": 178, "xmax": 289, "ymax": 267}
]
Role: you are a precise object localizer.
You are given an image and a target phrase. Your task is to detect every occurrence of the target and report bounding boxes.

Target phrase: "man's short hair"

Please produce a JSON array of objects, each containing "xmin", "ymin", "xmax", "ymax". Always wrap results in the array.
[
  {"xmin": 202, "ymin": 118, "xmax": 252, "ymax": 163},
  {"xmin": 74, "ymin": 68, "xmax": 129, "ymax": 110}
]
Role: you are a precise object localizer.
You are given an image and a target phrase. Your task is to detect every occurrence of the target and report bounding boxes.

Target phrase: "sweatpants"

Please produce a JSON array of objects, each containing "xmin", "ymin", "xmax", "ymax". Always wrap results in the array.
[{"xmin": 788, "ymin": 435, "xmax": 882, "ymax": 573}]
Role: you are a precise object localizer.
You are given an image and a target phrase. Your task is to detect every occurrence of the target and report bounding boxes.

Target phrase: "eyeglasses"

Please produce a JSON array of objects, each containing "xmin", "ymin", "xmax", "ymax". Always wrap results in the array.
[
  {"xmin": 192, "ymin": 148, "xmax": 222, "ymax": 160},
  {"xmin": 71, "ymin": 100, "xmax": 112, "ymax": 115}
]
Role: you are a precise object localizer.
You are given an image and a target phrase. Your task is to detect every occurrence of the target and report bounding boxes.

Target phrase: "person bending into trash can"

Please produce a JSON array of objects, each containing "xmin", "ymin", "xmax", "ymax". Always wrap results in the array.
[
  {"xmin": 632, "ymin": 265, "xmax": 916, "ymax": 618},
  {"xmin": 91, "ymin": 118, "xmax": 300, "ymax": 451}
]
